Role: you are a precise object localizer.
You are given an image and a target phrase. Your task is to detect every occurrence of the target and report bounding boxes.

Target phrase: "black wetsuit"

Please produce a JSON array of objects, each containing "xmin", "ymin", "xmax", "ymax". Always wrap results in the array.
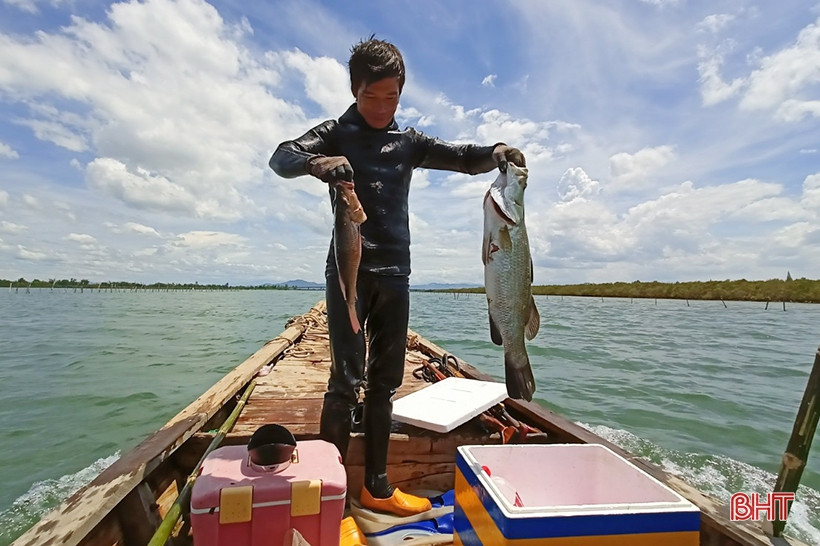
[{"xmin": 269, "ymin": 103, "xmax": 498, "ymax": 495}]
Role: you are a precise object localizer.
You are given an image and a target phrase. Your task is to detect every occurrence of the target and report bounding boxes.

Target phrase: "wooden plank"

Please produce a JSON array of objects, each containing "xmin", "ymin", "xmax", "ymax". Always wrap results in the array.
[
  {"xmin": 346, "ymin": 462, "xmax": 456, "ymax": 498},
  {"xmin": 12, "ymin": 303, "xmax": 325, "ymax": 546},
  {"xmin": 116, "ymin": 483, "xmax": 166, "ymax": 546},
  {"xmin": 239, "ymin": 398, "xmax": 324, "ymax": 427},
  {"xmin": 76, "ymin": 512, "xmax": 124, "ymax": 546},
  {"xmin": 231, "ymin": 423, "xmax": 322, "ymax": 439}
]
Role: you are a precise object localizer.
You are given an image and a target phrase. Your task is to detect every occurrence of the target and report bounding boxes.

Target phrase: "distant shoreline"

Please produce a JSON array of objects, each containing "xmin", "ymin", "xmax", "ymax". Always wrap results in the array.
[
  {"xmin": 443, "ymin": 278, "xmax": 820, "ymax": 304},
  {"xmin": 4, "ymin": 277, "xmax": 819, "ymax": 304}
]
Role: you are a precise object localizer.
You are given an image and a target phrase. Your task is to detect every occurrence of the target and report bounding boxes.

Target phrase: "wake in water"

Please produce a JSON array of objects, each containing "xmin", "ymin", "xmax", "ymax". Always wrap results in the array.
[
  {"xmin": 586, "ymin": 423, "xmax": 820, "ymax": 545},
  {"xmin": 0, "ymin": 454, "xmax": 119, "ymax": 546}
]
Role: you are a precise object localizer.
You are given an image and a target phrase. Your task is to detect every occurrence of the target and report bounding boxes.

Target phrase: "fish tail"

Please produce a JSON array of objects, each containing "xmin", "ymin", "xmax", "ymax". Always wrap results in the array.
[
  {"xmin": 348, "ymin": 302, "xmax": 361, "ymax": 333},
  {"xmin": 504, "ymin": 350, "xmax": 536, "ymax": 401}
]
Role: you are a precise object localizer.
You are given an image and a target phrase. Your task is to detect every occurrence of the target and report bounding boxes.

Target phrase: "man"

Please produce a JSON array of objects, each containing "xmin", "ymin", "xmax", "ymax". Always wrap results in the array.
[{"xmin": 269, "ymin": 37, "xmax": 525, "ymax": 517}]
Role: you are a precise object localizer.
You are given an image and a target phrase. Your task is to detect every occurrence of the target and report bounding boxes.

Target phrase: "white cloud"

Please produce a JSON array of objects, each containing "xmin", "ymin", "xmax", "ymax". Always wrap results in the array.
[
  {"xmin": 609, "ymin": 145, "xmax": 676, "ymax": 190},
  {"xmin": 0, "ymin": 191, "xmax": 8, "ymax": 207},
  {"xmin": 13, "ymin": 244, "xmax": 48, "ymax": 261},
  {"xmin": 22, "ymin": 194, "xmax": 40, "ymax": 209},
  {"xmin": 697, "ymin": 45, "xmax": 746, "ymax": 106},
  {"xmin": 0, "ymin": 141, "xmax": 19, "ymax": 158},
  {"xmin": 528, "ymin": 175, "xmax": 800, "ymax": 280},
  {"xmin": 640, "ymin": 0, "xmax": 681, "ymax": 6},
  {"xmin": 3, "ymin": 0, "xmax": 38, "ymax": 13},
  {"xmin": 697, "ymin": 14, "xmax": 736, "ymax": 34},
  {"xmin": 122, "ymin": 222, "xmax": 162, "ymax": 237},
  {"xmin": 803, "ymin": 173, "xmax": 820, "ymax": 210},
  {"xmin": 269, "ymin": 49, "xmax": 351, "ymax": 117},
  {"xmin": 0, "ymin": 0, "xmax": 311, "ymax": 223},
  {"xmin": 533, "ymin": 198, "xmax": 623, "ymax": 262},
  {"xmin": 434, "ymin": 94, "xmax": 482, "ymax": 123},
  {"xmin": 170, "ymin": 230, "xmax": 245, "ymax": 249},
  {"xmin": 86, "ymin": 158, "xmax": 197, "ymax": 214},
  {"xmin": 396, "ymin": 106, "xmax": 435, "ymax": 128},
  {"xmin": 740, "ymin": 18, "xmax": 820, "ymax": 114},
  {"xmin": 699, "ymin": 17, "xmax": 820, "ymax": 119},
  {"xmin": 411, "ymin": 169, "xmax": 431, "ymax": 190},
  {"xmin": 3, "ymin": 0, "xmax": 69, "ymax": 13},
  {"xmin": 0, "ymin": 221, "xmax": 27, "ymax": 234},
  {"xmin": 17, "ymin": 119, "xmax": 88, "ymax": 152},
  {"xmin": 472, "ymin": 110, "xmax": 580, "ymax": 162},
  {"xmin": 449, "ymin": 178, "xmax": 490, "ymax": 200},
  {"xmin": 775, "ymin": 99, "xmax": 820, "ymax": 122},
  {"xmin": 624, "ymin": 179, "xmax": 782, "ymax": 227},
  {"xmin": 65, "ymin": 233, "xmax": 97, "ymax": 245},
  {"xmin": 557, "ymin": 167, "xmax": 601, "ymax": 202},
  {"xmin": 481, "ymin": 74, "xmax": 497, "ymax": 87}
]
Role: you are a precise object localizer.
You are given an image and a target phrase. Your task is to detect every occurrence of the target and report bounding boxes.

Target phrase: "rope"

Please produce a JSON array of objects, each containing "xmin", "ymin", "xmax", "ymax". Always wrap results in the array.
[{"xmin": 411, "ymin": 353, "xmax": 461, "ymax": 383}]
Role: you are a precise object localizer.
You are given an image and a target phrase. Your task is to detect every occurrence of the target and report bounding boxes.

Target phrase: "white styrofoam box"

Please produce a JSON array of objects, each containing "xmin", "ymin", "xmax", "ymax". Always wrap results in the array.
[{"xmin": 392, "ymin": 377, "xmax": 508, "ymax": 433}]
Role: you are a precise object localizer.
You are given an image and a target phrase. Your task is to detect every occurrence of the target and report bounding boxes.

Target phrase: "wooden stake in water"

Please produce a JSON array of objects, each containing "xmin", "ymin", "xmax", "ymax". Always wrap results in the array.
[{"xmin": 772, "ymin": 345, "xmax": 820, "ymax": 536}]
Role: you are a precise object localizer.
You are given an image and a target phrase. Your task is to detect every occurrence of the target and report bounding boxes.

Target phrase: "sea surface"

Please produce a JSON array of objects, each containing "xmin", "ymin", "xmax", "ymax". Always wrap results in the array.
[{"xmin": 0, "ymin": 288, "xmax": 819, "ymax": 545}]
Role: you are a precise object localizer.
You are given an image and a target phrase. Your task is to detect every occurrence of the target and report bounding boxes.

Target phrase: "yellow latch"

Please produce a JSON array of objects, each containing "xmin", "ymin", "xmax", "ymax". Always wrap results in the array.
[
  {"xmin": 291, "ymin": 480, "xmax": 322, "ymax": 517},
  {"xmin": 219, "ymin": 485, "xmax": 253, "ymax": 524}
]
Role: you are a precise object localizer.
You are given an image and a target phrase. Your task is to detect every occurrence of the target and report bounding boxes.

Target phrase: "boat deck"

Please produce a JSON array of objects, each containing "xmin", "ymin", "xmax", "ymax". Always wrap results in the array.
[
  {"xmin": 226, "ymin": 306, "xmax": 500, "ymax": 498},
  {"xmin": 231, "ymin": 310, "xmax": 436, "ymax": 438}
]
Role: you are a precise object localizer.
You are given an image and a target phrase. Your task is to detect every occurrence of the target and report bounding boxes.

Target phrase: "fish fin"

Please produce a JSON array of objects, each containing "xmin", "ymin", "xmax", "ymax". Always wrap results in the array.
[
  {"xmin": 488, "ymin": 310, "xmax": 503, "ymax": 345},
  {"xmin": 525, "ymin": 297, "xmax": 540, "ymax": 340},
  {"xmin": 482, "ymin": 232, "xmax": 489, "ymax": 265},
  {"xmin": 348, "ymin": 303, "xmax": 361, "ymax": 333},
  {"xmin": 505, "ymin": 351, "xmax": 536, "ymax": 401},
  {"xmin": 338, "ymin": 272, "xmax": 347, "ymax": 302}
]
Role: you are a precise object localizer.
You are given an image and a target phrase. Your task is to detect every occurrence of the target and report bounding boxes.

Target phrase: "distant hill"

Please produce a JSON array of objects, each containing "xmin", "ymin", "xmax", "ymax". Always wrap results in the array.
[{"xmin": 268, "ymin": 279, "xmax": 325, "ymax": 290}]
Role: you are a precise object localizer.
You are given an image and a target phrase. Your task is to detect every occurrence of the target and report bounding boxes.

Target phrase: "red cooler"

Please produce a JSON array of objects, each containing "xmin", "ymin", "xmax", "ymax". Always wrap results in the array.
[{"xmin": 190, "ymin": 440, "xmax": 347, "ymax": 546}]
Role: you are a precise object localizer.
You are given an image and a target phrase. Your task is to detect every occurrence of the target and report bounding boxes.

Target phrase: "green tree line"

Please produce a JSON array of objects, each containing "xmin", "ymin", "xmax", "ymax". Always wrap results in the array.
[
  {"xmin": 8, "ymin": 276, "xmax": 820, "ymax": 302},
  {"xmin": 1, "ymin": 278, "xmax": 304, "ymax": 291},
  {"xmin": 452, "ymin": 277, "xmax": 820, "ymax": 303}
]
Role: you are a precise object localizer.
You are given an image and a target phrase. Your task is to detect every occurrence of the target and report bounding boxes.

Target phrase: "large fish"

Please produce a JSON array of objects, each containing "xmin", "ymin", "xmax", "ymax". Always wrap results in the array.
[
  {"xmin": 333, "ymin": 181, "xmax": 367, "ymax": 333},
  {"xmin": 483, "ymin": 162, "xmax": 540, "ymax": 401}
]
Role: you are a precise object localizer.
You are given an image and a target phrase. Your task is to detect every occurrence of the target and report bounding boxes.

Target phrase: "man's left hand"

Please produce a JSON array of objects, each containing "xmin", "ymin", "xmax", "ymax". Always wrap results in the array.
[{"xmin": 493, "ymin": 145, "xmax": 526, "ymax": 173}]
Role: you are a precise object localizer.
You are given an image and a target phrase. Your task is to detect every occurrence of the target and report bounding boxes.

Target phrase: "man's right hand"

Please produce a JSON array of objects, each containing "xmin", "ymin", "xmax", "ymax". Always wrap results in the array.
[{"xmin": 307, "ymin": 155, "xmax": 354, "ymax": 183}]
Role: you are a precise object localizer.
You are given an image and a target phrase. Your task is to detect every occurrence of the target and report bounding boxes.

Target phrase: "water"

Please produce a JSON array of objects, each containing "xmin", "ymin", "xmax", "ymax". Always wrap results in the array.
[{"xmin": 1, "ymin": 289, "xmax": 818, "ymax": 544}]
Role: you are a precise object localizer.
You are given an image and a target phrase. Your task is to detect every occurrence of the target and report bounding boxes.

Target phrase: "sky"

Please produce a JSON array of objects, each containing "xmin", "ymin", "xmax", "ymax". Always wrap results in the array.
[{"xmin": 1, "ymin": 0, "xmax": 819, "ymax": 286}]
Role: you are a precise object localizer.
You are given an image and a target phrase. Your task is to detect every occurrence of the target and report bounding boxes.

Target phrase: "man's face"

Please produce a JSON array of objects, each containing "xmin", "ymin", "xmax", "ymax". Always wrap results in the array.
[{"xmin": 354, "ymin": 77, "xmax": 400, "ymax": 129}]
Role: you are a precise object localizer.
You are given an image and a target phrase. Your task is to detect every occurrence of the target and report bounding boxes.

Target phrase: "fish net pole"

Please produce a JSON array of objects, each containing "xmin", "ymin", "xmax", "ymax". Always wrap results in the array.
[
  {"xmin": 772, "ymin": 345, "xmax": 820, "ymax": 537},
  {"xmin": 147, "ymin": 379, "xmax": 257, "ymax": 546}
]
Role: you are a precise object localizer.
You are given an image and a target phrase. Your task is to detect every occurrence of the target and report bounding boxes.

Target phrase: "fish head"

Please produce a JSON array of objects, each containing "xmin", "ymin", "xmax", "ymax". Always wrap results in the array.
[
  {"xmin": 488, "ymin": 162, "xmax": 528, "ymax": 225},
  {"xmin": 335, "ymin": 183, "xmax": 367, "ymax": 224}
]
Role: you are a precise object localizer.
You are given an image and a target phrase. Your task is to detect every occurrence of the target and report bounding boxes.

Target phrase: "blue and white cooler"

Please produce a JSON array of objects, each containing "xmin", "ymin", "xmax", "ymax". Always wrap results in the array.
[{"xmin": 454, "ymin": 443, "xmax": 701, "ymax": 545}]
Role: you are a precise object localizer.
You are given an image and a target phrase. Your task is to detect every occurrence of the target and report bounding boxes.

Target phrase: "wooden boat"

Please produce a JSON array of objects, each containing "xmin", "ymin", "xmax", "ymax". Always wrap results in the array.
[{"xmin": 11, "ymin": 301, "xmax": 809, "ymax": 546}]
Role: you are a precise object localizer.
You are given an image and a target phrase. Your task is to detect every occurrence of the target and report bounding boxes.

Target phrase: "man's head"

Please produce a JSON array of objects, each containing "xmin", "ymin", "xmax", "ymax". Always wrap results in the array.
[
  {"xmin": 349, "ymin": 36, "xmax": 405, "ymax": 93},
  {"xmin": 349, "ymin": 37, "xmax": 405, "ymax": 129}
]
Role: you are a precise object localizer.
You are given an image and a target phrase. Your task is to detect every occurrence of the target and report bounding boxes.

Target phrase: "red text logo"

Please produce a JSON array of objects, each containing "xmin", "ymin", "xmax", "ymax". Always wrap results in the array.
[{"xmin": 730, "ymin": 492, "xmax": 795, "ymax": 521}]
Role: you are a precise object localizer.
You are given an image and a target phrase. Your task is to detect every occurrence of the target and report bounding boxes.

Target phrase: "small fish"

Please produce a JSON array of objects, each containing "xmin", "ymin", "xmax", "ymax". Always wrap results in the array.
[
  {"xmin": 334, "ymin": 181, "xmax": 367, "ymax": 333},
  {"xmin": 483, "ymin": 162, "xmax": 540, "ymax": 401}
]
